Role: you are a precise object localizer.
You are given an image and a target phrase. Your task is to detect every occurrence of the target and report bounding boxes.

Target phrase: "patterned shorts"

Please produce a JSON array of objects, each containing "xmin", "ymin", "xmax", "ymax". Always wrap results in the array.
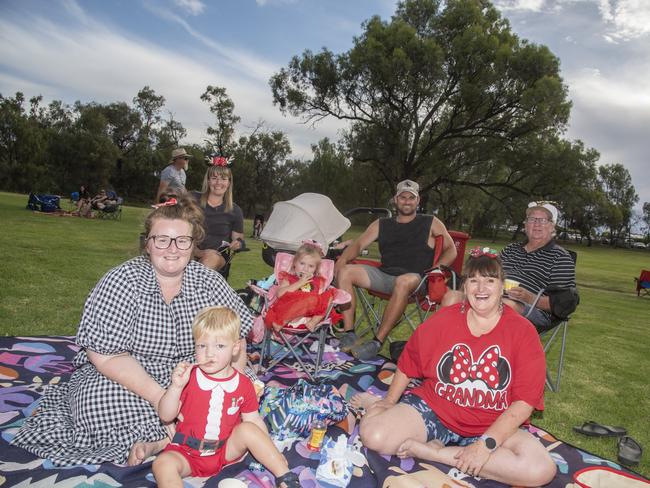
[{"xmin": 400, "ymin": 393, "xmax": 479, "ymax": 446}]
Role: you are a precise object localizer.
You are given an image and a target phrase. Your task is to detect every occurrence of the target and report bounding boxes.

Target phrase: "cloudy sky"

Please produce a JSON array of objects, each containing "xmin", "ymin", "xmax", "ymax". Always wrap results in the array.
[{"xmin": 1, "ymin": 0, "xmax": 648, "ymax": 211}]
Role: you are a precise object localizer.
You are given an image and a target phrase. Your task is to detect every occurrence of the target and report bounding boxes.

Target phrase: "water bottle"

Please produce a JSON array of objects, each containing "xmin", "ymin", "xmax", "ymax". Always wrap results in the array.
[{"xmin": 307, "ymin": 413, "xmax": 327, "ymax": 451}]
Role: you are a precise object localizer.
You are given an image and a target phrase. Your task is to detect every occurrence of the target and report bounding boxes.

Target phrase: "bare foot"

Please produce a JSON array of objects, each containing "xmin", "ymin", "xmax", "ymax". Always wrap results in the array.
[
  {"xmin": 349, "ymin": 392, "xmax": 382, "ymax": 410},
  {"xmin": 127, "ymin": 438, "xmax": 169, "ymax": 466},
  {"xmin": 396, "ymin": 438, "xmax": 444, "ymax": 459}
]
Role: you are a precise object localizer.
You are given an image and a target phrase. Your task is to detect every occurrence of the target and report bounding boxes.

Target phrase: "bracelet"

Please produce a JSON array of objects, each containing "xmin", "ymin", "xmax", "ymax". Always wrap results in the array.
[{"xmin": 236, "ymin": 237, "xmax": 246, "ymax": 248}]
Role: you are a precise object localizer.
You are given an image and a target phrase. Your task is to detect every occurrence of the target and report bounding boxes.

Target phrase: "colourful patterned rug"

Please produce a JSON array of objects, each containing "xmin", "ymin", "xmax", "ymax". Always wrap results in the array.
[{"xmin": 0, "ymin": 336, "xmax": 645, "ymax": 487}]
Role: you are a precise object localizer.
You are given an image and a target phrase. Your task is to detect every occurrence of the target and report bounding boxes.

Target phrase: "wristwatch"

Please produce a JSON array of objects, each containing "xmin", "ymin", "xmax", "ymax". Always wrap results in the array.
[{"xmin": 479, "ymin": 434, "xmax": 497, "ymax": 452}]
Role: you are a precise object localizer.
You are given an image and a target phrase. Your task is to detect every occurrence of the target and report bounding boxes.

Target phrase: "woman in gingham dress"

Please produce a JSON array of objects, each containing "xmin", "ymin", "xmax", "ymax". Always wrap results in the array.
[{"xmin": 12, "ymin": 194, "xmax": 253, "ymax": 466}]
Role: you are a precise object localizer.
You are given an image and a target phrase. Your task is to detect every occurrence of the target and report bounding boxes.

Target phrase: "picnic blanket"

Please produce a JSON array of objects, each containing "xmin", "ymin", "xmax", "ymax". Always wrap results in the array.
[{"xmin": 0, "ymin": 335, "xmax": 646, "ymax": 487}]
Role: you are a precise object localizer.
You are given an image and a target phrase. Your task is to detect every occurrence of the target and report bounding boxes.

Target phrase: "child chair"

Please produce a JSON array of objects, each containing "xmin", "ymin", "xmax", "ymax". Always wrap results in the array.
[{"xmin": 253, "ymin": 252, "xmax": 351, "ymax": 382}]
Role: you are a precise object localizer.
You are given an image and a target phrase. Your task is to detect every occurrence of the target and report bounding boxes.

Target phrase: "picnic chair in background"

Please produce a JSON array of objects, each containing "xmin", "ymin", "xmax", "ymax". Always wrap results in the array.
[
  {"xmin": 94, "ymin": 191, "xmax": 123, "ymax": 220},
  {"xmin": 634, "ymin": 270, "xmax": 650, "ymax": 297},
  {"xmin": 350, "ymin": 230, "xmax": 470, "ymax": 345},
  {"xmin": 527, "ymin": 250, "xmax": 579, "ymax": 393},
  {"xmin": 253, "ymin": 252, "xmax": 351, "ymax": 382}
]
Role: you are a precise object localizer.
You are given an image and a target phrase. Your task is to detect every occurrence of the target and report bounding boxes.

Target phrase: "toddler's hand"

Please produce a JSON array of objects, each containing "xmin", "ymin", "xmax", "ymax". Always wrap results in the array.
[{"xmin": 171, "ymin": 361, "xmax": 193, "ymax": 388}]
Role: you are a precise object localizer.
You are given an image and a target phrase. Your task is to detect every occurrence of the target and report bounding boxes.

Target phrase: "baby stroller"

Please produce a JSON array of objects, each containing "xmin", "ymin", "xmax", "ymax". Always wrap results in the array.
[
  {"xmin": 258, "ymin": 193, "xmax": 351, "ymax": 266},
  {"xmin": 245, "ymin": 193, "xmax": 352, "ymax": 380}
]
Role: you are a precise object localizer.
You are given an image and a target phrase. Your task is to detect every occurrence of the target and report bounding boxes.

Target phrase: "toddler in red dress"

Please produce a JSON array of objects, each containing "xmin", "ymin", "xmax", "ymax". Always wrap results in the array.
[
  {"xmin": 152, "ymin": 306, "xmax": 299, "ymax": 488},
  {"xmin": 264, "ymin": 241, "xmax": 336, "ymax": 332}
]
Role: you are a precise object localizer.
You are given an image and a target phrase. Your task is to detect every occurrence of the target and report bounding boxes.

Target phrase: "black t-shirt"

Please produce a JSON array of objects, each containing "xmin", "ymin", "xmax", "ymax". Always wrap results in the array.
[
  {"xmin": 378, "ymin": 215, "xmax": 435, "ymax": 275},
  {"xmin": 199, "ymin": 200, "xmax": 244, "ymax": 251}
]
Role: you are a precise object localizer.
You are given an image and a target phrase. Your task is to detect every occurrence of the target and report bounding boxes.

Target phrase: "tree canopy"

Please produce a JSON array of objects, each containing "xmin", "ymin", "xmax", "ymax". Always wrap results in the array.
[{"xmin": 0, "ymin": 0, "xmax": 642, "ymax": 241}]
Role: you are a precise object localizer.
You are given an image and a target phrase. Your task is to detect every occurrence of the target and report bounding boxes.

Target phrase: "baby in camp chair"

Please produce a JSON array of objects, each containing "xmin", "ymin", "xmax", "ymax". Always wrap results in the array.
[{"xmin": 264, "ymin": 241, "xmax": 337, "ymax": 332}]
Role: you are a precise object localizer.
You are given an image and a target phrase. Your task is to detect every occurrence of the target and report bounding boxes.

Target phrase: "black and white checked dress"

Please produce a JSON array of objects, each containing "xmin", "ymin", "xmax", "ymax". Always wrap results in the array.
[{"xmin": 11, "ymin": 256, "xmax": 253, "ymax": 466}]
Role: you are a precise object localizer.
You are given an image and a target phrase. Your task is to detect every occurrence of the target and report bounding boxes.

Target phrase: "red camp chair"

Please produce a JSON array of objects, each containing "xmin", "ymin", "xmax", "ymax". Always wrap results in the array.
[
  {"xmin": 351, "ymin": 230, "xmax": 470, "ymax": 343},
  {"xmin": 635, "ymin": 270, "xmax": 650, "ymax": 297}
]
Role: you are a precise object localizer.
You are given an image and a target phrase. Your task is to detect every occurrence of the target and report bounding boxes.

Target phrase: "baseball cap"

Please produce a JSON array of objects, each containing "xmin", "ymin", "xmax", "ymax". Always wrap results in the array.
[
  {"xmin": 395, "ymin": 179, "xmax": 419, "ymax": 197},
  {"xmin": 526, "ymin": 201, "xmax": 558, "ymax": 224}
]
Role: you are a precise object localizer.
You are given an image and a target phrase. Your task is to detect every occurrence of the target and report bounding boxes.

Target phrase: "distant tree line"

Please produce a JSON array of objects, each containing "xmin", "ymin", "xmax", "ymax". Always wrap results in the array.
[{"xmin": 0, "ymin": 0, "xmax": 642, "ymax": 243}]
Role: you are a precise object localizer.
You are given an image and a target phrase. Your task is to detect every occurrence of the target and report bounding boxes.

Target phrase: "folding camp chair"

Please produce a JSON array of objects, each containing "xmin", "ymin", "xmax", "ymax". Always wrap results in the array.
[
  {"xmin": 255, "ymin": 252, "xmax": 351, "ymax": 381},
  {"xmin": 526, "ymin": 250, "xmax": 579, "ymax": 393},
  {"xmin": 350, "ymin": 230, "xmax": 470, "ymax": 343},
  {"xmin": 634, "ymin": 270, "xmax": 650, "ymax": 297},
  {"xmin": 94, "ymin": 191, "xmax": 123, "ymax": 220}
]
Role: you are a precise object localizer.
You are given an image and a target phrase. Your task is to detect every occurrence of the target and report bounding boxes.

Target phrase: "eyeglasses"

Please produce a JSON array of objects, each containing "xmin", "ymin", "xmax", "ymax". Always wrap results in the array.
[
  {"xmin": 147, "ymin": 235, "xmax": 194, "ymax": 250},
  {"xmin": 525, "ymin": 217, "xmax": 550, "ymax": 225}
]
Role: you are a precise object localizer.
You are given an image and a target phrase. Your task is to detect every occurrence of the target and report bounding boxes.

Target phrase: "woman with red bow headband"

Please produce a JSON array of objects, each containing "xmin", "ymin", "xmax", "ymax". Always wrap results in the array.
[
  {"xmin": 193, "ymin": 155, "xmax": 245, "ymax": 273},
  {"xmin": 351, "ymin": 249, "xmax": 554, "ymax": 486}
]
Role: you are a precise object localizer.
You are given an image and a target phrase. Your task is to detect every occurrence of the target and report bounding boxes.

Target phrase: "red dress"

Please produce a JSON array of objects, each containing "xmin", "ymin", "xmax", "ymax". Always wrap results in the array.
[{"xmin": 264, "ymin": 272, "xmax": 338, "ymax": 328}]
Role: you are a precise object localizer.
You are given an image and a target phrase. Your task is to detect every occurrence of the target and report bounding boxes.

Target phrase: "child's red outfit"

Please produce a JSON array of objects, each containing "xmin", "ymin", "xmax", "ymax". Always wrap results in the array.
[
  {"xmin": 162, "ymin": 366, "xmax": 258, "ymax": 477},
  {"xmin": 264, "ymin": 272, "xmax": 339, "ymax": 328}
]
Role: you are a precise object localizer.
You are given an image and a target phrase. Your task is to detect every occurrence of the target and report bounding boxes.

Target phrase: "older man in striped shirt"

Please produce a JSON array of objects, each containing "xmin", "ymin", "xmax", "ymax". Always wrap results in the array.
[{"xmin": 500, "ymin": 202, "xmax": 576, "ymax": 330}]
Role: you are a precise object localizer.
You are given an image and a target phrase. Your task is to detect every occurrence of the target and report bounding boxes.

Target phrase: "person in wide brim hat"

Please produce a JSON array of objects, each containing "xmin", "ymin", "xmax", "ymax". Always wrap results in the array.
[
  {"xmin": 157, "ymin": 148, "xmax": 191, "ymax": 202},
  {"xmin": 170, "ymin": 148, "xmax": 192, "ymax": 164}
]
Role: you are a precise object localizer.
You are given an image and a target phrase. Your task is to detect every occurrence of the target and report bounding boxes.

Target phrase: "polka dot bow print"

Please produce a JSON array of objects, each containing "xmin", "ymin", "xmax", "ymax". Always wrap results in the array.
[{"xmin": 449, "ymin": 344, "xmax": 502, "ymax": 389}]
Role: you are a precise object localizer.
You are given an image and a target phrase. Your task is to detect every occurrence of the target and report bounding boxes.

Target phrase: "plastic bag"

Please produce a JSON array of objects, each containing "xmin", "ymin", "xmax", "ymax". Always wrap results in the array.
[{"xmin": 259, "ymin": 379, "xmax": 348, "ymax": 438}]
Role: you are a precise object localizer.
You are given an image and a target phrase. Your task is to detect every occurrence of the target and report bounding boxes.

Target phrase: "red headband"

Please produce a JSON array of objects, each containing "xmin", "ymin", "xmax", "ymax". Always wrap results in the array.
[
  {"xmin": 209, "ymin": 155, "xmax": 232, "ymax": 167},
  {"xmin": 469, "ymin": 246, "xmax": 498, "ymax": 259},
  {"xmin": 151, "ymin": 197, "xmax": 178, "ymax": 209}
]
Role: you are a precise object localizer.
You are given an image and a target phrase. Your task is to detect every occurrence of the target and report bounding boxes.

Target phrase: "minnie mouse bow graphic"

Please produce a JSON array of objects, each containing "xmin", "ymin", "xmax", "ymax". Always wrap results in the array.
[{"xmin": 448, "ymin": 344, "xmax": 504, "ymax": 389}]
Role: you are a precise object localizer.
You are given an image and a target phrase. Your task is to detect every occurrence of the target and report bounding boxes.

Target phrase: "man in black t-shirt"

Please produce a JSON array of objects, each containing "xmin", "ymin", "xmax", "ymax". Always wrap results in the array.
[{"xmin": 334, "ymin": 180, "xmax": 457, "ymax": 360}]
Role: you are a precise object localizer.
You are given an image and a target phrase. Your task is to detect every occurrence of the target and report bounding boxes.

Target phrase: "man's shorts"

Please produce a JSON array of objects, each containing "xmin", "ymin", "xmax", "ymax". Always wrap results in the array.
[
  {"xmin": 163, "ymin": 440, "xmax": 237, "ymax": 477},
  {"xmin": 361, "ymin": 265, "xmax": 421, "ymax": 295},
  {"xmin": 400, "ymin": 393, "xmax": 479, "ymax": 446},
  {"xmin": 521, "ymin": 302, "xmax": 552, "ymax": 330}
]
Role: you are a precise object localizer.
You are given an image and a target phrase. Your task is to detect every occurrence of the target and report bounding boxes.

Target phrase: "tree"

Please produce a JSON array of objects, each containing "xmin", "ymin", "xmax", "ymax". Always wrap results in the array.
[
  {"xmin": 641, "ymin": 202, "xmax": 650, "ymax": 244},
  {"xmin": 598, "ymin": 163, "xmax": 638, "ymax": 245},
  {"xmin": 201, "ymin": 85, "xmax": 240, "ymax": 156},
  {"xmin": 233, "ymin": 126, "xmax": 291, "ymax": 215},
  {"xmin": 270, "ymin": 0, "xmax": 571, "ymax": 204}
]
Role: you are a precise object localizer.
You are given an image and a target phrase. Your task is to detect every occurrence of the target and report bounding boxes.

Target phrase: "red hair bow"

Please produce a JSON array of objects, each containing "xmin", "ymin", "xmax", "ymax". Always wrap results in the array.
[
  {"xmin": 151, "ymin": 197, "xmax": 178, "ymax": 209},
  {"xmin": 301, "ymin": 239, "xmax": 325, "ymax": 256},
  {"xmin": 469, "ymin": 246, "xmax": 498, "ymax": 259}
]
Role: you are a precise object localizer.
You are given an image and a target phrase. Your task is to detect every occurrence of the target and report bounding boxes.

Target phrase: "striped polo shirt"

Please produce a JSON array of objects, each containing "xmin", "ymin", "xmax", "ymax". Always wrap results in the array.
[{"xmin": 500, "ymin": 240, "xmax": 576, "ymax": 322}]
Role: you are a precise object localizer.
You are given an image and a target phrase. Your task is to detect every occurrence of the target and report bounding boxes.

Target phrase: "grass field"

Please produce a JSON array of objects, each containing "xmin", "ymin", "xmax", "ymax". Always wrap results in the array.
[{"xmin": 1, "ymin": 191, "xmax": 648, "ymax": 477}]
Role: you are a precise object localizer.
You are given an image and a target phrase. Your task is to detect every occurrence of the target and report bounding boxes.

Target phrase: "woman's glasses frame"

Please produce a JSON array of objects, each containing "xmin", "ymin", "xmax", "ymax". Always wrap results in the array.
[{"xmin": 147, "ymin": 235, "xmax": 194, "ymax": 250}]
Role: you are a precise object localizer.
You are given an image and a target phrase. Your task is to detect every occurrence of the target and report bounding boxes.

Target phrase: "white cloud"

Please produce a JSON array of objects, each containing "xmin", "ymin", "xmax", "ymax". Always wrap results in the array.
[
  {"xmin": 0, "ymin": 6, "xmax": 344, "ymax": 160},
  {"xmin": 172, "ymin": 0, "xmax": 205, "ymax": 15},
  {"xmin": 493, "ymin": 0, "xmax": 546, "ymax": 12},
  {"xmin": 255, "ymin": 0, "xmax": 298, "ymax": 6},
  {"xmin": 603, "ymin": 0, "xmax": 650, "ymax": 41}
]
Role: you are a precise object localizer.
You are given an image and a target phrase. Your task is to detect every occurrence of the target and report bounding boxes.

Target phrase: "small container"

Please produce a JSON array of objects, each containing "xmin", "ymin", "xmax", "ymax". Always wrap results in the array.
[{"xmin": 307, "ymin": 414, "xmax": 327, "ymax": 451}]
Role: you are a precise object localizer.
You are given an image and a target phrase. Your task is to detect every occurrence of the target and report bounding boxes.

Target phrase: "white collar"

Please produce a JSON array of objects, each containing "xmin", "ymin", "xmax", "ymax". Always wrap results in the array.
[{"xmin": 195, "ymin": 367, "xmax": 239, "ymax": 392}]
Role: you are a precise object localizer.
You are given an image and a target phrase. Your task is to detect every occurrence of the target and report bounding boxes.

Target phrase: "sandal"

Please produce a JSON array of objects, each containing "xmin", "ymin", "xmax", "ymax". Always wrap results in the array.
[
  {"xmin": 618, "ymin": 436, "xmax": 643, "ymax": 466},
  {"xmin": 572, "ymin": 421, "xmax": 627, "ymax": 437},
  {"xmin": 276, "ymin": 471, "xmax": 300, "ymax": 488}
]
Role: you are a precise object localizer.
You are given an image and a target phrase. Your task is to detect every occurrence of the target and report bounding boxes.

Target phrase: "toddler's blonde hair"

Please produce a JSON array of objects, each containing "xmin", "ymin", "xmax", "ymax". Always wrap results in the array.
[
  {"xmin": 292, "ymin": 244, "xmax": 322, "ymax": 275},
  {"xmin": 192, "ymin": 306, "xmax": 240, "ymax": 342}
]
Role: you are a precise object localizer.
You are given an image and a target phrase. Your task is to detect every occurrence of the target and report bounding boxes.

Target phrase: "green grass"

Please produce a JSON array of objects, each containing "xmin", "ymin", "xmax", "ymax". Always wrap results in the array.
[{"xmin": 1, "ymin": 191, "xmax": 649, "ymax": 477}]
